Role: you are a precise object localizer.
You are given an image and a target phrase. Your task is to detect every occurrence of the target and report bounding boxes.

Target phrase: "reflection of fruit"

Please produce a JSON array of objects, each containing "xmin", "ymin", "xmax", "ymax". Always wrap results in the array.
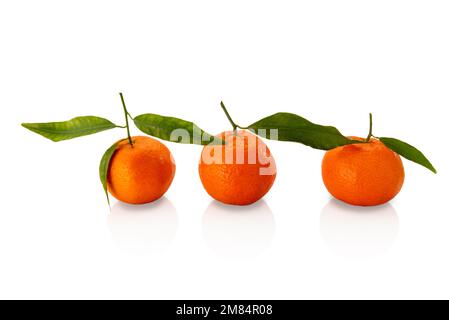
[
  {"xmin": 320, "ymin": 199, "xmax": 399, "ymax": 258},
  {"xmin": 322, "ymin": 137, "xmax": 404, "ymax": 206},
  {"xmin": 199, "ymin": 130, "xmax": 276, "ymax": 206},
  {"xmin": 108, "ymin": 198, "xmax": 178, "ymax": 252},
  {"xmin": 203, "ymin": 200, "xmax": 275, "ymax": 259},
  {"xmin": 107, "ymin": 136, "xmax": 176, "ymax": 204}
]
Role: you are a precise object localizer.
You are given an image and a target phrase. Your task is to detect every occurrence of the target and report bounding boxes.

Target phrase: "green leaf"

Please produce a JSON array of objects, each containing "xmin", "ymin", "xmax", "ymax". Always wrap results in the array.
[
  {"xmin": 380, "ymin": 137, "xmax": 437, "ymax": 174},
  {"xmin": 247, "ymin": 112, "xmax": 357, "ymax": 150},
  {"xmin": 133, "ymin": 113, "xmax": 221, "ymax": 145},
  {"xmin": 99, "ymin": 141, "xmax": 121, "ymax": 205},
  {"xmin": 22, "ymin": 116, "xmax": 119, "ymax": 142}
]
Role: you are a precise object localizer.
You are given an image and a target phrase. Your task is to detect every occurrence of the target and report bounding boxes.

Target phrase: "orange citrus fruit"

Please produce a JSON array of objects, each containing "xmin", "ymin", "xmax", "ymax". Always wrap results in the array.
[
  {"xmin": 199, "ymin": 130, "xmax": 276, "ymax": 206},
  {"xmin": 322, "ymin": 137, "xmax": 405, "ymax": 206},
  {"xmin": 107, "ymin": 136, "xmax": 176, "ymax": 204}
]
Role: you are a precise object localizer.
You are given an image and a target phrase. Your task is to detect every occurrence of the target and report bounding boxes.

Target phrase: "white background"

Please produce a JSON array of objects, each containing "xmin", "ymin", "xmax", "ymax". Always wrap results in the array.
[{"xmin": 1, "ymin": 1, "xmax": 448, "ymax": 300}]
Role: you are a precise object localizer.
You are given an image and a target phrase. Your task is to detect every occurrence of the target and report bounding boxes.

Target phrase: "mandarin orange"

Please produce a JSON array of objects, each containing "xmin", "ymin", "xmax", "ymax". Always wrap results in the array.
[
  {"xmin": 199, "ymin": 130, "xmax": 276, "ymax": 206},
  {"xmin": 322, "ymin": 137, "xmax": 404, "ymax": 206},
  {"xmin": 107, "ymin": 136, "xmax": 176, "ymax": 204}
]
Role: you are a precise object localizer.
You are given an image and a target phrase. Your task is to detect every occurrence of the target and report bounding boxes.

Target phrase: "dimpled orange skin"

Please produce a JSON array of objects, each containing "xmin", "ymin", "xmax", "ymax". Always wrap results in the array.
[
  {"xmin": 322, "ymin": 137, "xmax": 405, "ymax": 206},
  {"xmin": 199, "ymin": 130, "xmax": 277, "ymax": 206},
  {"xmin": 107, "ymin": 136, "xmax": 176, "ymax": 205}
]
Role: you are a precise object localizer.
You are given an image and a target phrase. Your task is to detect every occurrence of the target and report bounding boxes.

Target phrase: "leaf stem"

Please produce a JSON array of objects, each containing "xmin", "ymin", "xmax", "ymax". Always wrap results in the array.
[
  {"xmin": 119, "ymin": 92, "xmax": 133, "ymax": 146},
  {"xmin": 366, "ymin": 113, "xmax": 373, "ymax": 142},
  {"xmin": 220, "ymin": 101, "xmax": 240, "ymax": 132}
]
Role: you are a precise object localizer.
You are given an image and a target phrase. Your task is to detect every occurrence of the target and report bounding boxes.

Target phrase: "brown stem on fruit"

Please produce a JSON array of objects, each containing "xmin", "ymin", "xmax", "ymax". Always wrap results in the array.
[{"xmin": 366, "ymin": 113, "xmax": 373, "ymax": 142}]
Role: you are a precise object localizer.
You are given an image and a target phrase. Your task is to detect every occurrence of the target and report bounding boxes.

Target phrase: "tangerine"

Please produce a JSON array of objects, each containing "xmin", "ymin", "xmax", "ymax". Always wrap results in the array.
[
  {"xmin": 107, "ymin": 136, "xmax": 176, "ymax": 204},
  {"xmin": 322, "ymin": 137, "xmax": 404, "ymax": 206},
  {"xmin": 199, "ymin": 130, "xmax": 276, "ymax": 206}
]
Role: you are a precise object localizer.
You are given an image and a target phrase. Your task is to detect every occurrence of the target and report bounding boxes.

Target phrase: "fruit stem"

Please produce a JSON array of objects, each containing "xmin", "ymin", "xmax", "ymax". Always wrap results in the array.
[
  {"xmin": 366, "ymin": 113, "xmax": 373, "ymax": 142},
  {"xmin": 119, "ymin": 92, "xmax": 133, "ymax": 147},
  {"xmin": 220, "ymin": 101, "xmax": 240, "ymax": 132}
]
